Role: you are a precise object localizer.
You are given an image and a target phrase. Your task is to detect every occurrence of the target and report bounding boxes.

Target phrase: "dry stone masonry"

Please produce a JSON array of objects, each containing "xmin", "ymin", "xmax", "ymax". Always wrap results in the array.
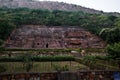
[{"xmin": 4, "ymin": 25, "xmax": 106, "ymax": 49}]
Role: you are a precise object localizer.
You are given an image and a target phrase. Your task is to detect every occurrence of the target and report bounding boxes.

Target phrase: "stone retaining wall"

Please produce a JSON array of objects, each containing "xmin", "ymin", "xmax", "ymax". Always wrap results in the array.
[{"xmin": 0, "ymin": 71, "xmax": 120, "ymax": 80}]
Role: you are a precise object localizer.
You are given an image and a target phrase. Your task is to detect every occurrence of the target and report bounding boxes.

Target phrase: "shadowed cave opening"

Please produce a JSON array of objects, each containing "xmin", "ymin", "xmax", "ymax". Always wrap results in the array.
[{"xmin": 46, "ymin": 43, "xmax": 48, "ymax": 48}]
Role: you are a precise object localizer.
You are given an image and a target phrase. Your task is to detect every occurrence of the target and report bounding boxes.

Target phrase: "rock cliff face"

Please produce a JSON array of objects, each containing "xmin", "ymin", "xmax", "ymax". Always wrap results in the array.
[{"xmin": 4, "ymin": 25, "xmax": 106, "ymax": 49}]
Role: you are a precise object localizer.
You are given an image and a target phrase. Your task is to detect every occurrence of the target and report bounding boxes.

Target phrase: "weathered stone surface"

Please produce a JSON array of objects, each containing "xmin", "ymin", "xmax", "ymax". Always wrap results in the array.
[{"xmin": 4, "ymin": 25, "xmax": 106, "ymax": 49}]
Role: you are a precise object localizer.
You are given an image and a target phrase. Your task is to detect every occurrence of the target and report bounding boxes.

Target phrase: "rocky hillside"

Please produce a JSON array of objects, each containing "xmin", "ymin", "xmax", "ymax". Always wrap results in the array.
[
  {"xmin": 5, "ymin": 25, "xmax": 106, "ymax": 49},
  {"xmin": 0, "ymin": 0, "xmax": 119, "ymax": 16}
]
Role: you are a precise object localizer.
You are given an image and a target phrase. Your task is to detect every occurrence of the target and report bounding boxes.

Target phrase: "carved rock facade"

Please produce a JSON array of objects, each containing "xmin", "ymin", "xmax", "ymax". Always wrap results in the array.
[{"xmin": 5, "ymin": 25, "xmax": 106, "ymax": 49}]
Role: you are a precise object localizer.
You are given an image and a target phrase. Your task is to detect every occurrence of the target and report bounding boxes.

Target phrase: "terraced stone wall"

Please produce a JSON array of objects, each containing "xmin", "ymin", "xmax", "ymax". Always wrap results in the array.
[{"xmin": 4, "ymin": 25, "xmax": 106, "ymax": 49}]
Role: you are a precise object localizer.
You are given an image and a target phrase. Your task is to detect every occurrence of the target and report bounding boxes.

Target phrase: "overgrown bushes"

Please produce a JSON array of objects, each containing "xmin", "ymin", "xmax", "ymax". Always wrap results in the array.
[
  {"xmin": 0, "ymin": 65, "xmax": 6, "ymax": 73},
  {"xmin": 32, "ymin": 55, "xmax": 74, "ymax": 61},
  {"xmin": 106, "ymin": 42, "xmax": 120, "ymax": 60},
  {"xmin": 99, "ymin": 27, "xmax": 120, "ymax": 44},
  {"xmin": 53, "ymin": 64, "xmax": 69, "ymax": 71},
  {"xmin": 106, "ymin": 42, "xmax": 120, "ymax": 69},
  {"xmin": 75, "ymin": 55, "xmax": 119, "ymax": 70},
  {"xmin": 0, "ymin": 55, "xmax": 75, "ymax": 62},
  {"xmin": 3, "ymin": 48, "xmax": 81, "ymax": 52}
]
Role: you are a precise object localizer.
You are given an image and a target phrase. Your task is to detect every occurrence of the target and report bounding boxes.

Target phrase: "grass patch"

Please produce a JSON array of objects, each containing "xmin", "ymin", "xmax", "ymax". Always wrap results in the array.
[{"xmin": 0, "ymin": 61, "xmax": 88, "ymax": 73}]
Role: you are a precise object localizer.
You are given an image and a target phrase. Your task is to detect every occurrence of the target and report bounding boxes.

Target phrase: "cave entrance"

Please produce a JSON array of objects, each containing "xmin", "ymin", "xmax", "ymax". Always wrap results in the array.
[{"xmin": 46, "ymin": 43, "xmax": 48, "ymax": 48}]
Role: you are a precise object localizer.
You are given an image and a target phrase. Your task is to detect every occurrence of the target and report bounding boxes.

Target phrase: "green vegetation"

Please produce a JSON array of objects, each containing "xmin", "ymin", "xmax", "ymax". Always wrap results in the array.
[
  {"xmin": 21, "ymin": 53, "xmax": 33, "ymax": 72},
  {"xmin": 74, "ymin": 42, "xmax": 120, "ymax": 70},
  {"xmin": 99, "ymin": 15, "xmax": 120, "ymax": 44},
  {"xmin": 0, "ymin": 54, "xmax": 74, "ymax": 62},
  {"xmin": 0, "ymin": 19, "xmax": 15, "ymax": 42},
  {"xmin": 0, "ymin": 65, "xmax": 7, "ymax": 73},
  {"xmin": 53, "ymin": 64, "xmax": 69, "ymax": 71},
  {"xmin": 0, "ymin": 61, "xmax": 86, "ymax": 73},
  {"xmin": 0, "ymin": 8, "xmax": 119, "ymax": 45},
  {"xmin": 106, "ymin": 42, "xmax": 120, "ymax": 60},
  {"xmin": 2, "ymin": 48, "xmax": 81, "ymax": 52},
  {"xmin": 99, "ymin": 27, "xmax": 120, "ymax": 44},
  {"xmin": 75, "ymin": 56, "xmax": 119, "ymax": 70},
  {"xmin": 0, "ymin": 7, "xmax": 120, "ymax": 71}
]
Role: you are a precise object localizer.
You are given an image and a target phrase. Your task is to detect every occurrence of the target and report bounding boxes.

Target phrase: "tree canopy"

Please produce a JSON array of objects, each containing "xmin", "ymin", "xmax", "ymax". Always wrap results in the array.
[
  {"xmin": 106, "ymin": 42, "xmax": 120, "ymax": 60},
  {"xmin": 99, "ymin": 27, "xmax": 120, "ymax": 44}
]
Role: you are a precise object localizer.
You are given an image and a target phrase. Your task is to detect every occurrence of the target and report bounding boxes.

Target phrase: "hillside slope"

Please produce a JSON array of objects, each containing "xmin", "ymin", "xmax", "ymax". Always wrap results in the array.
[
  {"xmin": 0, "ymin": 1, "xmax": 120, "ymax": 46},
  {"xmin": 0, "ymin": 0, "xmax": 119, "ymax": 16}
]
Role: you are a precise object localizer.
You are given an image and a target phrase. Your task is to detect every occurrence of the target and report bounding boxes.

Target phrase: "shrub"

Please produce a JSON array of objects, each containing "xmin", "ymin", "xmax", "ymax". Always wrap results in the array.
[
  {"xmin": 106, "ymin": 42, "xmax": 120, "ymax": 60},
  {"xmin": 0, "ymin": 55, "xmax": 75, "ymax": 62},
  {"xmin": 0, "ymin": 65, "xmax": 6, "ymax": 73},
  {"xmin": 53, "ymin": 64, "xmax": 69, "ymax": 71}
]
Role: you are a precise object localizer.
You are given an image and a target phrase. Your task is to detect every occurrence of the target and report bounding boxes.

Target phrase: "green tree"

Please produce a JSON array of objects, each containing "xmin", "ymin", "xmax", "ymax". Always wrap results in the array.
[
  {"xmin": 99, "ymin": 27, "xmax": 120, "ymax": 44},
  {"xmin": 106, "ymin": 42, "xmax": 120, "ymax": 68},
  {"xmin": 106, "ymin": 42, "xmax": 120, "ymax": 59},
  {"xmin": 114, "ymin": 17, "xmax": 120, "ymax": 27},
  {"xmin": 0, "ymin": 19, "xmax": 16, "ymax": 40}
]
